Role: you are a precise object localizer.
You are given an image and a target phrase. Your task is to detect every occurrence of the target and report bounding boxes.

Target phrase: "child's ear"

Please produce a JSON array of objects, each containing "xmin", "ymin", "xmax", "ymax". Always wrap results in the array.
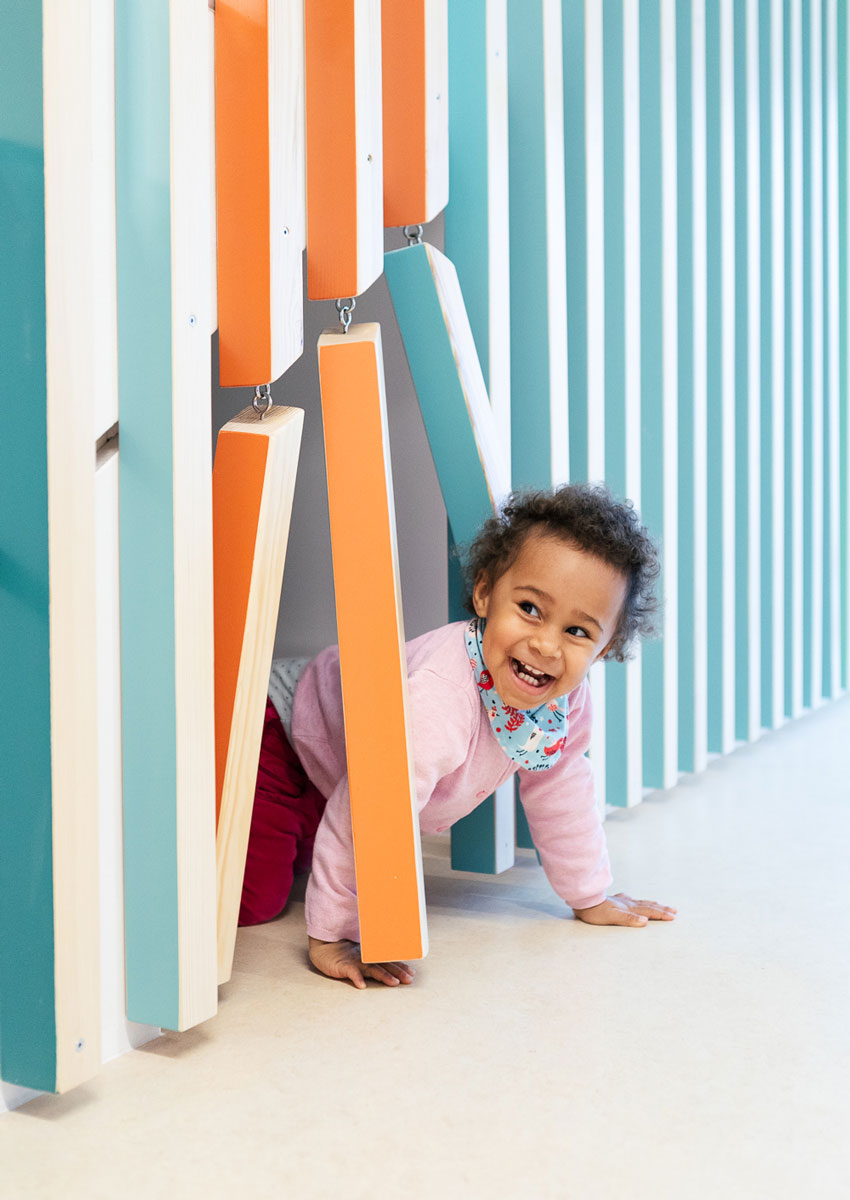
[{"xmin": 472, "ymin": 575, "xmax": 491, "ymax": 618}]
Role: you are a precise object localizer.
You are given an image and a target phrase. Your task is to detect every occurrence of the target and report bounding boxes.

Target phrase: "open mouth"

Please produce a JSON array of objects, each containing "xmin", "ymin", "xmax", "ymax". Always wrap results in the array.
[{"xmin": 510, "ymin": 658, "xmax": 554, "ymax": 690}]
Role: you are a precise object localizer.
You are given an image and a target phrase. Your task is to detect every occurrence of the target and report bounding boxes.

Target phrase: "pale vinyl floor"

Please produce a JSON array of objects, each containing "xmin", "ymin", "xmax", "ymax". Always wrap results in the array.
[{"xmin": 1, "ymin": 697, "xmax": 848, "ymax": 1200}]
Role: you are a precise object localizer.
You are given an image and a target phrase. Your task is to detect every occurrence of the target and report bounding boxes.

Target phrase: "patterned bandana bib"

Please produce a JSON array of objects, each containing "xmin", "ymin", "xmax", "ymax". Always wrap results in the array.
[{"xmin": 465, "ymin": 617, "xmax": 569, "ymax": 771}]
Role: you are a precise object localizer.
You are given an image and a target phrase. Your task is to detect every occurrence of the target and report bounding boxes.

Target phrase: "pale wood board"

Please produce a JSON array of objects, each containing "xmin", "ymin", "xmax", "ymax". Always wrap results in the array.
[
  {"xmin": 354, "ymin": 0, "xmax": 384, "ymax": 294},
  {"xmin": 269, "ymin": 0, "xmax": 306, "ymax": 378},
  {"xmin": 170, "ymin": 0, "xmax": 218, "ymax": 1030},
  {"xmin": 215, "ymin": 405, "xmax": 304, "ymax": 985},
  {"xmin": 424, "ymin": 0, "xmax": 449, "ymax": 221},
  {"xmin": 43, "ymin": 0, "xmax": 102, "ymax": 1091}
]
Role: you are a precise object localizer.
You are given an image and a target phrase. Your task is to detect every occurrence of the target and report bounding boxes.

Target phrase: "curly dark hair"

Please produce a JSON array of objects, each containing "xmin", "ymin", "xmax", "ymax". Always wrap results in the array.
[{"xmin": 461, "ymin": 483, "xmax": 660, "ymax": 662}]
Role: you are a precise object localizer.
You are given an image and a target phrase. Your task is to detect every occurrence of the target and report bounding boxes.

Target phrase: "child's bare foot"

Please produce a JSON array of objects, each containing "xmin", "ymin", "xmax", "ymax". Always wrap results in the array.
[{"xmin": 308, "ymin": 936, "xmax": 416, "ymax": 989}]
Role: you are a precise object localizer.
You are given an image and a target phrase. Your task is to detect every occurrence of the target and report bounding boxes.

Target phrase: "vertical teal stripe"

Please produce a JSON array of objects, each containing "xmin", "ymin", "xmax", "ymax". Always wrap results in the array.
[
  {"xmin": 734, "ymin": 0, "xmax": 751, "ymax": 740},
  {"xmin": 0, "ymin": 3, "xmax": 57, "ymax": 1092},
  {"xmin": 822, "ymin": 0, "xmax": 832, "ymax": 698},
  {"xmin": 706, "ymin": 0, "xmax": 725, "ymax": 750},
  {"xmin": 640, "ymin": 0, "xmax": 665, "ymax": 786},
  {"xmin": 115, "ymin": 0, "xmax": 180, "ymax": 1029},
  {"xmin": 759, "ymin": 0, "xmax": 775, "ymax": 727},
  {"xmin": 564, "ymin": 0, "xmax": 588, "ymax": 482},
  {"xmin": 677, "ymin": 0, "xmax": 696, "ymax": 770},
  {"xmin": 784, "ymin": 0, "xmax": 795, "ymax": 717},
  {"xmin": 508, "ymin": 0, "xmax": 552, "ymax": 488},
  {"xmin": 445, "ymin": 2, "xmax": 490, "ymax": 391},
  {"xmin": 839, "ymin": 0, "xmax": 848, "ymax": 689},
  {"xmin": 801, "ymin": 0, "xmax": 813, "ymax": 707},
  {"xmin": 603, "ymin": 0, "xmax": 628, "ymax": 805}
]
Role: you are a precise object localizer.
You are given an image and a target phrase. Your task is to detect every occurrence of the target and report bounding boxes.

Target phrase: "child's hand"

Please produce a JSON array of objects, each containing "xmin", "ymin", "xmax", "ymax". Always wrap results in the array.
[
  {"xmin": 308, "ymin": 936, "xmax": 416, "ymax": 989},
  {"xmin": 573, "ymin": 892, "xmax": 677, "ymax": 927}
]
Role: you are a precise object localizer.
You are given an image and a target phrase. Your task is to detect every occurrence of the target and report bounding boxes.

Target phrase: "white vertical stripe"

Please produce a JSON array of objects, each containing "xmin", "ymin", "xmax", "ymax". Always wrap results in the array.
[
  {"xmin": 624, "ymin": 0, "xmax": 643, "ymax": 804},
  {"xmin": 746, "ymin": 0, "xmax": 762, "ymax": 738},
  {"xmin": 771, "ymin": 0, "xmax": 786, "ymax": 728},
  {"xmin": 661, "ymin": 0, "xmax": 679, "ymax": 784},
  {"xmin": 584, "ymin": 0, "xmax": 606, "ymax": 809},
  {"xmin": 826, "ymin": 0, "xmax": 841, "ymax": 697},
  {"xmin": 810, "ymin": 0, "xmax": 825, "ymax": 705},
  {"xmin": 692, "ymin": 0, "xmax": 709, "ymax": 769},
  {"xmin": 790, "ymin": 0, "xmax": 805, "ymax": 716},
  {"xmin": 543, "ymin": 0, "xmax": 569, "ymax": 486},
  {"xmin": 720, "ymin": 0, "xmax": 737, "ymax": 749},
  {"xmin": 486, "ymin": 0, "xmax": 511, "ymax": 462}
]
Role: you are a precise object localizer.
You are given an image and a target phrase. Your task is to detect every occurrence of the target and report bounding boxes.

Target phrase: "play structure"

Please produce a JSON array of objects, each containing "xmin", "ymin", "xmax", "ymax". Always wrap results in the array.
[{"xmin": 2, "ymin": 0, "xmax": 850, "ymax": 1100}]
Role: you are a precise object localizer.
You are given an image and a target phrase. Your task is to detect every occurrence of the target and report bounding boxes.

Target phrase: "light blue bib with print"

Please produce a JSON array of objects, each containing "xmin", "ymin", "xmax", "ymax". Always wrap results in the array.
[{"xmin": 464, "ymin": 617, "xmax": 568, "ymax": 772}]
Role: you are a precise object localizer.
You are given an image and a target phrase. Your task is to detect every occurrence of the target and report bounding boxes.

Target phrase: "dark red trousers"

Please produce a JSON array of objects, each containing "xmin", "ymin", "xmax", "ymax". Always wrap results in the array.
[{"xmin": 238, "ymin": 699, "xmax": 328, "ymax": 926}]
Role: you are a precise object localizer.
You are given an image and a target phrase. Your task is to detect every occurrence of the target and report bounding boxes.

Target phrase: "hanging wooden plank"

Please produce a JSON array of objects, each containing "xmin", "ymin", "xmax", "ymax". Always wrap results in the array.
[
  {"xmin": 0, "ymin": 0, "xmax": 101, "ymax": 1093},
  {"xmin": 382, "ymin": 0, "xmax": 448, "ymax": 227},
  {"xmin": 115, "ymin": 0, "xmax": 217, "ymax": 1032},
  {"xmin": 305, "ymin": 0, "xmax": 382, "ymax": 300},
  {"xmin": 213, "ymin": 404, "xmax": 304, "ymax": 985},
  {"xmin": 385, "ymin": 240, "xmax": 514, "ymax": 872},
  {"xmin": 215, "ymin": 0, "xmax": 305, "ymax": 387},
  {"xmin": 317, "ymin": 324, "xmax": 428, "ymax": 963}
]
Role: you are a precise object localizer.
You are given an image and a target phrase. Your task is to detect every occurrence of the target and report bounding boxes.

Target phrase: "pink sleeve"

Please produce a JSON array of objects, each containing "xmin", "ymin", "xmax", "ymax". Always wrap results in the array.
[
  {"xmin": 518, "ymin": 681, "xmax": 612, "ymax": 911},
  {"xmin": 304, "ymin": 670, "xmax": 476, "ymax": 944}
]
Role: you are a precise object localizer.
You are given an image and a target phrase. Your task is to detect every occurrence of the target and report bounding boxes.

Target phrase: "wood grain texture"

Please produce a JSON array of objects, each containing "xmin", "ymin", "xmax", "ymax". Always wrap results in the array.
[
  {"xmin": 213, "ymin": 405, "xmax": 304, "ymax": 984},
  {"xmin": 317, "ymin": 325, "xmax": 428, "ymax": 962},
  {"xmin": 382, "ymin": 0, "xmax": 448, "ymax": 226},
  {"xmin": 305, "ymin": 0, "xmax": 383, "ymax": 299},
  {"xmin": 215, "ymin": 0, "xmax": 304, "ymax": 386}
]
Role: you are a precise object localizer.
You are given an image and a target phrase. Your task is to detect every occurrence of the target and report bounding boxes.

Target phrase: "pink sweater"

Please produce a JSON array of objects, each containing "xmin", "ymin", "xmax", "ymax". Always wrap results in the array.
[{"xmin": 292, "ymin": 621, "xmax": 612, "ymax": 944}]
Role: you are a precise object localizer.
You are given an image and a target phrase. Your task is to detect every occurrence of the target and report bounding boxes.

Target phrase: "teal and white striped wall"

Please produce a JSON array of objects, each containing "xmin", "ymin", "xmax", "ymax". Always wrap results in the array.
[{"xmin": 455, "ymin": 0, "xmax": 850, "ymax": 810}]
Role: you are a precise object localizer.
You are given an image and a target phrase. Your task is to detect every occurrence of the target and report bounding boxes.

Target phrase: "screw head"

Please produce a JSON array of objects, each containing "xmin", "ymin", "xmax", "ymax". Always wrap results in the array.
[
  {"xmin": 188, "ymin": 314, "xmax": 196, "ymax": 327},
  {"xmin": 283, "ymin": 226, "xmax": 289, "ymax": 236},
  {"xmin": 75, "ymin": 1039, "xmax": 85, "ymax": 1053},
  {"xmin": 367, "ymin": 153, "xmax": 373, "ymax": 163}
]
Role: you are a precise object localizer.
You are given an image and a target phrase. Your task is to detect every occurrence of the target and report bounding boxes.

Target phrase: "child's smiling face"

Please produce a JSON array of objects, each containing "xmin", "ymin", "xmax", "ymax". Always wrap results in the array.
[{"xmin": 472, "ymin": 533, "xmax": 628, "ymax": 709}]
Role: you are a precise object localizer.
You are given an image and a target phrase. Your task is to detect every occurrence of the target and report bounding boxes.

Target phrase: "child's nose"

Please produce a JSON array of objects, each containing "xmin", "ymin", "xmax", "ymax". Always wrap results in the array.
[{"xmin": 529, "ymin": 628, "xmax": 560, "ymax": 660}]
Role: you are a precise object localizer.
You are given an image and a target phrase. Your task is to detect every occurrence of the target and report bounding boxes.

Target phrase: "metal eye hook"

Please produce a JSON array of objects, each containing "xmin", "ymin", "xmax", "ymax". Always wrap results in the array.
[
  {"xmin": 335, "ymin": 296, "xmax": 356, "ymax": 333},
  {"xmin": 253, "ymin": 383, "xmax": 272, "ymax": 418},
  {"xmin": 403, "ymin": 224, "xmax": 423, "ymax": 246}
]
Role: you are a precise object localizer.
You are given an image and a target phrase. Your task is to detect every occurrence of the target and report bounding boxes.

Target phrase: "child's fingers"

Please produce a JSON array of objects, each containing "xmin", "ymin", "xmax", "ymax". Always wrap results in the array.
[
  {"xmin": 364, "ymin": 963, "xmax": 401, "ymax": 987},
  {"xmin": 382, "ymin": 961, "xmax": 415, "ymax": 984},
  {"xmin": 342, "ymin": 962, "xmax": 367, "ymax": 989}
]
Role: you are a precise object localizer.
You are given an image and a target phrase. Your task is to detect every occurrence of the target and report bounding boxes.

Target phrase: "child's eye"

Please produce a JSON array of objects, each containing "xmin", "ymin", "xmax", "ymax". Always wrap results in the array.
[
  {"xmin": 566, "ymin": 626, "xmax": 590, "ymax": 639},
  {"xmin": 518, "ymin": 600, "xmax": 539, "ymax": 617}
]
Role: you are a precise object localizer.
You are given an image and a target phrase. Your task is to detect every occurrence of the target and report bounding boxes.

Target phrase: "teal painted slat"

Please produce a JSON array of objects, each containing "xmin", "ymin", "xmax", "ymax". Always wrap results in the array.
[
  {"xmin": 706, "ymin": 0, "xmax": 726, "ymax": 750},
  {"xmin": 602, "ymin": 0, "xmax": 629, "ymax": 805},
  {"xmin": 839, "ymin": 0, "xmax": 849, "ymax": 690},
  {"xmin": 759, "ymin": 0, "xmax": 776, "ymax": 728},
  {"xmin": 677, "ymin": 0, "xmax": 698, "ymax": 770},
  {"xmin": 821, "ymin": 0, "xmax": 833, "ymax": 699},
  {"xmin": 385, "ymin": 242, "xmax": 507, "ymax": 874},
  {"xmin": 508, "ymin": 0, "xmax": 552, "ymax": 488},
  {"xmin": 115, "ymin": 0, "xmax": 180, "ymax": 1029},
  {"xmin": 783, "ymin": 0, "xmax": 795, "ymax": 717},
  {"xmin": 734, "ymin": 0, "xmax": 752, "ymax": 741},
  {"xmin": 445, "ymin": 0, "xmax": 490, "ymax": 392},
  {"xmin": 563, "ymin": 0, "xmax": 588, "ymax": 482},
  {"xmin": 801, "ymin": 0, "xmax": 813, "ymax": 708},
  {"xmin": 640, "ymin": 0, "xmax": 666, "ymax": 786},
  {"xmin": 0, "ymin": 3, "xmax": 57, "ymax": 1093}
]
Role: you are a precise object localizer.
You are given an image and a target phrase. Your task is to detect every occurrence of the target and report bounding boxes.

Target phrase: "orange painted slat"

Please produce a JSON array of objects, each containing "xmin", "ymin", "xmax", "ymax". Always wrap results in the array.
[
  {"xmin": 215, "ymin": 0, "xmax": 271, "ymax": 384},
  {"xmin": 213, "ymin": 405, "xmax": 304, "ymax": 984},
  {"xmin": 305, "ymin": 0, "xmax": 383, "ymax": 300},
  {"xmin": 213, "ymin": 431, "xmax": 269, "ymax": 826},
  {"xmin": 382, "ymin": 0, "xmax": 427, "ymax": 225},
  {"xmin": 317, "ymin": 324, "xmax": 428, "ymax": 962},
  {"xmin": 215, "ymin": 0, "xmax": 305, "ymax": 386}
]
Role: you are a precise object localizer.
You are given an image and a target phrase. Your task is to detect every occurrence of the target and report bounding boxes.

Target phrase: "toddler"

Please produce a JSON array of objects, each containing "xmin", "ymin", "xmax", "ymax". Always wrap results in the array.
[{"xmin": 239, "ymin": 483, "xmax": 676, "ymax": 988}]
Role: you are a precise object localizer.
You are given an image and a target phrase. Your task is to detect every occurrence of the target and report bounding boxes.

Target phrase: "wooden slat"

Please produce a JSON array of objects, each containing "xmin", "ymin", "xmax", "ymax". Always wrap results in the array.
[
  {"xmin": 305, "ymin": 0, "xmax": 382, "ymax": 300},
  {"xmin": 115, "ymin": 0, "xmax": 217, "ymax": 1032},
  {"xmin": 0, "ymin": 0, "xmax": 101, "ymax": 1093},
  {"xmin": 317, "ymin": 325, "xmax": 428, "ymax": 963},
  {"xmin": 824, "ymin": 0, "xmax": 842, "ymax": 699},
  {"xmin": 214, "ymin": 405, "xmax": 304, "ymax": 985},
  {"xmin": 385, "ymin": 241, "xmax": 515, "ymax": 873},
  {"xmin": 382, "ymin": 0, "xmax": 448, "ymax": 226},
  {"xmin": 444, "ymin": 0, "xmax": 510, "ymax": 452},
  {"xmin": 215, "ymin": 0, "xmax": 305, "ymax": 387}
]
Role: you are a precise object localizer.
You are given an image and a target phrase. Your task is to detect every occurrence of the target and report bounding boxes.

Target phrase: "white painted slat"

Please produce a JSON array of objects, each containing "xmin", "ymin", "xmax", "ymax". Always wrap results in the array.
[
  {"xmin": 809, "ymin": 0, "xmax": 825, "ymax": 707},
  {"xmin": 745, "ymin": 0, "xmax": 762, "ymax": 741},
  {"xmin": 769, "ymin": 0, "xmax": 787, "ymax": 730}
]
